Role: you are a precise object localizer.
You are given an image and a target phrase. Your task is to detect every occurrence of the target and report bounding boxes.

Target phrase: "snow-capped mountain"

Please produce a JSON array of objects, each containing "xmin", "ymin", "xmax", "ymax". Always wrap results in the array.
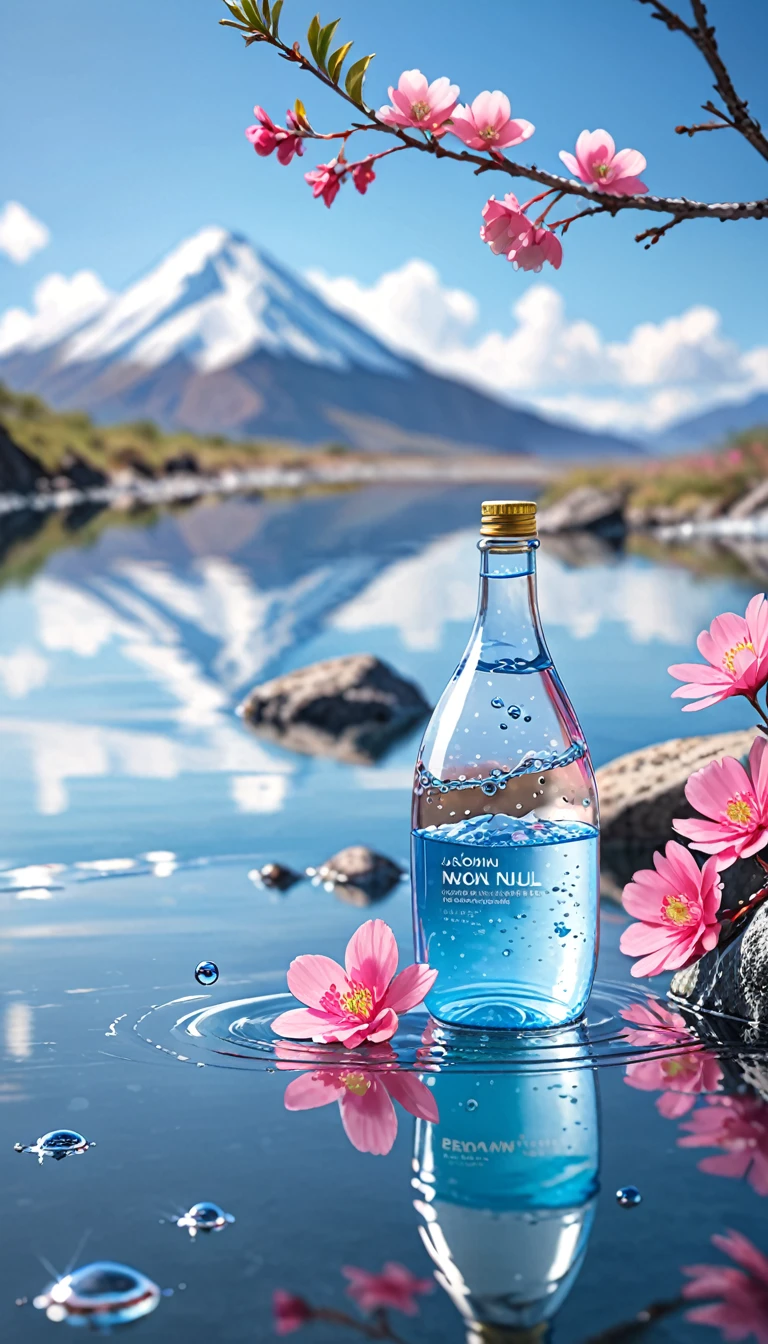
[{"xmin": 0, "ymin": 227, "xmax": 639, "ymax": 457}]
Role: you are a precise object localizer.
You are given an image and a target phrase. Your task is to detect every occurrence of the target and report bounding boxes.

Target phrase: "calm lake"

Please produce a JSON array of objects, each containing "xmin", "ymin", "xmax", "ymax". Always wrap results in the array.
[{"xmin": 2, "ymin": 483, "xmax": 766, "ymax": 1343}]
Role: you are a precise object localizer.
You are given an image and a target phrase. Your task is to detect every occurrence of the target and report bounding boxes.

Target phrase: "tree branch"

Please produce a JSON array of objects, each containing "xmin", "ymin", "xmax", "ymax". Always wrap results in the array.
[
  {"xmin": 635, "ymin": 214, "xmax": 685, "ymax": 246},
  {"xmin": 580, "ymin": 1296, "xmax": 685, "ymax": 1343}
]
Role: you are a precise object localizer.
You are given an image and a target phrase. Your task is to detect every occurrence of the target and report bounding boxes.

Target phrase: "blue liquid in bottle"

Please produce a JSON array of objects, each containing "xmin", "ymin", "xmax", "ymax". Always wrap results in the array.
[
  {"xmin": 412, "ymin": 502, "xmax": 599, "ymax": 1030},
  {"xmin": 413, "ymin": 1054, "xmax": 600, "ymax": 1343}
]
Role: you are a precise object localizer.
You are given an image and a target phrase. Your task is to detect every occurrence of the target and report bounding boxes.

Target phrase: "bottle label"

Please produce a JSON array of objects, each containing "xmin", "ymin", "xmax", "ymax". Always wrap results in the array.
[{"xmin": 427, "ymin": 840, "xmax": 547, "ymax": 908}]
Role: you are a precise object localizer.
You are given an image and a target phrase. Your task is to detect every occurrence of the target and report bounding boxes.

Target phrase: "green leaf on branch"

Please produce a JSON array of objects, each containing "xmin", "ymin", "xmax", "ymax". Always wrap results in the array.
[
  {"xmin": 293, "ymin": 97, "xmax": 312, "ymax": 130},
  {"xmin": 261, "ymin": 0, "xmax": 271, "ymax": 25},
  {"xmin": 222, "ymin": 0, "xmax": 250, "ymax": 22},
  {"xmin": 220, "ymin": 17, "xmax": 250, "ymax": 29},
  {"xmin": 240, "ymin": 0, "xmax": 267, "ymax": 32},
  {"xmin": 316, "ymin": 19, "xmax": 341, "ymax": 70},
  {"xmin": 270, "ymin": 0, "xmax": 283, "ymax": 35},
  {"xmin": 307, "ymin": 14, "xmax": 321, "ymax": 63},
  {"xmin": 344, "ymin": 51, "xmax": 374, "ymax": 102},
  {"xmin": 327, "ymin": 39, "xmax": 353, "ymax": 84}
]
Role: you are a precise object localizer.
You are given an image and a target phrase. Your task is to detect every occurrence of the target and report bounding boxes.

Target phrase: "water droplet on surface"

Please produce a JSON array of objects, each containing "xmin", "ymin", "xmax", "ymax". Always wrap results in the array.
[
  {"xmin": 616, "ymin": 1185, "xmax": 642, "ymax": 1208},
  {"xmin": 33, "ymin": 1262, "xmax": 161, "ymax": 1327},
  {"xmin": 465, "ymin": 1099, "xmax": 479, "ymax": 1111},
  {"xmin": 491, "ymin": 697, "xmax": 504, "ymax": 708},
  {"xmin": 499, "ymin": 723, "xmax": 508, "ymax": 730},
  {"xmin": 502, "ymin": 949, "xmax": 510, "ymax": 957},
  {"xmin": 524, "ymin": 715, "xmax": 532, "ymax": 722},
  {"xmin": 176, "ymin": 1202, "xmax": 235, "ymax": 1237},
  {"xmin": 508, "ymin": 705, "xmax": 521, "ymax": 719},
  {"xmin": 14, "ymin": 1129, "xmax": 94, "ymax": 1163},
  {"xmin": 195, "ymin": 961, "xmax": 219, "ymax": 987}
]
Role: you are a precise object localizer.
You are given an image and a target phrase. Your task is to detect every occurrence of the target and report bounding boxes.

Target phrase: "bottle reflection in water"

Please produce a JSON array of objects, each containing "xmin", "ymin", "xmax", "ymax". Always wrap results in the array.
[
  {"xmin": 412, "ymin": 501, "xmax": 599, "ymax": 1030},
  {"xmin": 412, "ymin": 1056, "xmax": 600, "ymax": 1343}
]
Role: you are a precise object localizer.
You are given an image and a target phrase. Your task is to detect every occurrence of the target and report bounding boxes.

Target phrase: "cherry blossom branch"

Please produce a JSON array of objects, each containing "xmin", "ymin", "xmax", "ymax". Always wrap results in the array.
[
  {"xmin": 312, "ymin": 1307, "xmax": 409, "ymax": 1341},
  {"xmin": 579, "ymin": 1296, "xmax": 685, "ymax": 1343},
  {"xmin": 635, "ymin": 214, "xmax": 685, "ymax": 247}
]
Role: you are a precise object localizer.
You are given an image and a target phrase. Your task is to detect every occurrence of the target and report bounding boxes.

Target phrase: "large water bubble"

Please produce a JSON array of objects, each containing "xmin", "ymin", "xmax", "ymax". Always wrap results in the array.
[
  {"xmin": 195, "ymin": 961, "xmax": 219, "ymax": 987},
  {"xmin": 176, "ymin": 1202, "xmax": 235, "ymax": 1238},
  {"xmin": 14, "ymin": 1130, "xmax": 94, "ymax": 1164},
  {"xmin": 33, "ymin": 1262, "xmax": 160, "ymax": 1327},
  {"xmin": 616, "ymin": 1185, "xmax": 642, "ymax": 1208}
]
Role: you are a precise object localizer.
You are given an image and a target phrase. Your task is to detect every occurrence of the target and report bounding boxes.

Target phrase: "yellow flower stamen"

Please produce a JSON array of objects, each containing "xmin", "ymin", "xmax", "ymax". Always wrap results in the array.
[
  {"xmin": 664, "ymin": 894, "xmax": 693, "ymax": 926},
  {"xmin": 342, "ymin": 1071, "xmax": 372, "ymax": 1097},
  {"xmin": 410, "ymin": 100, "xmax": 431, "ymax": 122},
  {"xmin": 340, "ymin": 984, "xmax": 373, "ymax": 1018},
  {"xmin": 723, "ymin": 639, "xmax": 754, "ymax": 674},
  {"xmin": 726, "ymin": 798, "xmax": 753, "ymax": 825},
  {"xmin": 594, "ymin": 163, "xmax": 609, "ymax": 178},
  {"xmin": 479, "ymin": 126, "xmax": 498, "ymax": 141}
]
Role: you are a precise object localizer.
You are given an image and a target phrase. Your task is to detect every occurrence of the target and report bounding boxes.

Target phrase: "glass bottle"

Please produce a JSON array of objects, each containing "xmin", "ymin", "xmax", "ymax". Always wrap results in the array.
[
  {"xmin": 411, "ymin": 501, "xmax": 599, "ymax": 1029},
  {"xmin": 412, "ymin": 1053, "xmax": 600, "ymax": 1343}
]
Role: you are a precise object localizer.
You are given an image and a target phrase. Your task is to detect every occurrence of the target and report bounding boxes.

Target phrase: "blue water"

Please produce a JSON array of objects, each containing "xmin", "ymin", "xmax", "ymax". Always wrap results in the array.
[{"xmin": 1, "ymin": 485, "xmax": 766, "ymax": 1342}]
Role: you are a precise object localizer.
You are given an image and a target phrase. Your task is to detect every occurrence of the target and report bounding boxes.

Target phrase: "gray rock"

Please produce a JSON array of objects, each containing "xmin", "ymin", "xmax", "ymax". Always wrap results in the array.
[
  {"xmin": 252, "ymin": 861, "xmax": 300, "ymax": 892},
  {"xmin": 0, "ymin": 422, "xmax": 47, "ymax": 494},
  {"xmin": 240, "ymin": 654, "xmax": 430, "ymax": 765},
  {"xmin": 537, "ymin": 485, "xmax": 626, "ymax": 536},
  {"xmin": 671, "ymin": 899, "xmax": 768, "ymax": 1024},
  {"xmin": 727, "ymin": 478, "xmax": 768, "ymax": 520},
  {"xmin": 307, "ymin": 845, "xmax": 402, "ymax": 906}
]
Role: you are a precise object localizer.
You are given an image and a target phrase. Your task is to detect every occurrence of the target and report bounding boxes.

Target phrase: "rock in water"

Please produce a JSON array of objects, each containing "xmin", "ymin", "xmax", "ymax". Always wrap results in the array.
[
  {"xmin": 537, "ymin": 485, "xmax": 627, "ymax": 537},
  {"xmin": 671, "ymin": 901, "xmax": 768, "ymax": 1024},
  {"xmin": 240, "ymin": 654, "xmax": 429, "ymax": 764},
  {"xmin": 0, "ymin": 422, "xmax": 48, "ymax": 494},
  {"xmin": 307, "ymin": 845, "xmax": 402, "ymax": 906}
]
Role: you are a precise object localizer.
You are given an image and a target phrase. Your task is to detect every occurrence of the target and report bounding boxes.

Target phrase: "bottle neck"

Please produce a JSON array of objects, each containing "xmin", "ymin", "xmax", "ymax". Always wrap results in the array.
[{"xmin": 472, "ymin": 536, "xmax": 549, "ymax": 673}]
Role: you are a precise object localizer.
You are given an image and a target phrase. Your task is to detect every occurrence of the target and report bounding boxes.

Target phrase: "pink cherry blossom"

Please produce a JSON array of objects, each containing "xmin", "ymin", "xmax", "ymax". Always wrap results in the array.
[
  {"xmin": 342, "ymin": 1262, "xmax": 433, "ymax": 1316},
  {"xmin": 559, "ymin": 129, "xmax": 648, "ymax": 195},
  {"xmin": 621, "ymin": 1002, "xmax": 723, "ymax": 1117},
  {"xmin": 679, "ymin": 1096, "xmax": 768, "ymax": 1196},
  {"xmin": 281, "ymin": 1049, "xmax": 438, "ymax": 1156},
  {"xmin": 377, "ymin": 70, "xmax": 459, "ymax": 134},
  {"xmin": 673, "ymin": 737, "xmax": 768, "ymax": 870},
  {"xmin": 273, "ymin": 1289, "xmax": 312, "ymax": 1335},
  {"xmin": 304, "ymin": 158, "xmax": 346, "ymax": 207},
  {"xmin": 683, "ymin": 1229, "xmax": 768, "ymax": 1343},
  {"xmin": 245, "ymin": 107, "xmax": 304, "ymax": 165},
  {"xmin": 449, "ymin": 91, "xmax": 534, "ymax": 152},
  {"xmin": 511, "ymin": 227, "xmax": 563, "ymax": 273},
  {"xmin": 620, "ymin": 841, "xmax": 723, "ymax": 977},
  {"xmin": 480, "ymin": 193, "xmax": 534, "ymax": 257},
  {"xmin": 351, "ymin": 158, "xmax": 376, "ymax": 194},
  {"xmin": 271, "ymin": 919, "xmax": 437, "ymax": 1047},
  {"xmin": 669, "ymin": 594, "xmax": 768, "ymax": 711}
]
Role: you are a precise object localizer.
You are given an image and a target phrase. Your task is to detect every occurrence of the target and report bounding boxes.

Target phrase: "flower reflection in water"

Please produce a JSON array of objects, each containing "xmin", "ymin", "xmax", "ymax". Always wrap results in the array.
[
  {"xmin": 679, "ymin": 1096, "xmax": 768, "ymax": 1196},
  {"xmin": 278, "ymin": 1043, "xmax": 438, "ymax": 1156},
  {"xmin": 620, "ymin": 1001, "xmax": 723, "ymax": 1117},
  {"xmin": 683, "ymin": 1229, "xmax": 768, "ymax": 1343},
  {"xmin": 342, "ymin": 1263, "xmax": 433, "ymax": 1316}
]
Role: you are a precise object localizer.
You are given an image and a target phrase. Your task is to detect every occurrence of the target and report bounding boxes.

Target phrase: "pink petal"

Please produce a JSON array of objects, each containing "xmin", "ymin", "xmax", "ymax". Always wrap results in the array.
[
  {"xmin": 283, "ymin": 1072, "xmax": 342, "ymax": 1110},
  {"xmin": 668, "ymin": 662, "xmax": 730, "ymax": 685},
  {"xmin": 698, "ymin": 1152, "xmax": 752, "ymax": 1179},
  {"xmin": 397, "ymin": 69, "xmax": 429, "ymax": 104},
  {"xmin": 559, "ymin": 150, "xmax": 580, "ymax": 177},
  {"xmin": 751, "ymin": 735, "xmax": 768, "ymax": 798},
  {"xmin": 339, "ymin": 1079, "xmax": 398, "ymax": 1155},
  {"xmin": 345, "ymin": 919, "xmax": 398, "ymax": 999},
  {"xmin": 680, "ymin": 692, "xmax": 733, "ymax": 711},
  {"xmin": 384, "ymin": 962, "xmax": 438, "ymax": 1013},
  {"xmin": 612, "ymin": 147, "xmax": 647, "ymax": 176},
  {"xmin": 366, "ymin": 1006, "xmax": 399, "ymax": 1043},
  {"xmin": 271, "ymin": 1007, "xmax": 335, "ymax": 1039},
  {"xmin": 382, "ymin": 1071, "xmax": 439, "ymax": 1123},
  {"xmin": 495, "ymin": 118, "xmax": 535, "ymax": 148},
  {"xmin": 657, "ymin": 1091, "xmax": 697, "ymax": 1118},
  {"xmin": 620, "ymin": 921, "xmax": 678, "ymax": 956},
  {"xmin": 472, "ymin": 90, "xmax": 509, "ymax": 126},
  {"xmin": 714, "ymin": 1230, "xmax": 768, "ymax": 1283},
  {"xmin": 286, "ymin": 954, "xmax": 348, "ymax": 1009}
]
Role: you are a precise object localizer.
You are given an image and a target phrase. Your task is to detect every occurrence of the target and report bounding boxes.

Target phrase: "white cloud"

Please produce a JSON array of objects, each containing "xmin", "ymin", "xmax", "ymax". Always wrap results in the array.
[
  {"xmin": 0, "ymin": 269, "xmax": 112, "ymax": 355},
  {"xmin": 0, "ymin": 648, "xmax": 49, "ymax": 699},
  {"xmin": 308, "ymin": 261, "xmax": 768, "ymax": 434},
  {"xmin": 0, "ymin": 202, "xmax": 50, "ymax": 264}
]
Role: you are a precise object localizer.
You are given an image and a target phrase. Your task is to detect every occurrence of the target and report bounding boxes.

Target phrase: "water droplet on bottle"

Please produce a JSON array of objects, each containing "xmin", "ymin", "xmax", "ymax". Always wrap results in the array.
[
  {"xmin": 502, "ymin": 949, "xmax": 510, "ymax": 957},
  {"xmin": 481, "ymin": 783, "xmax": 497, "ymax": 796},
  {"xmin": 582, "ymin": 798, "xmax": 590, "ymax": 807},
  {"xmin": 33, "ymin": 1263, "xmax": 161, "ymax": 1327},
  {"xmin": 524, "ymin": 715, "xmax": 532, "ymax": 722},
  {"xmin": 491, "ymin": 697, "xmax": 504, "ymax": 708},
  {"xmin": 195, "ymin": 961, "xmax": 219, "ymax": 986},
  {"xmin": 465, "ymin": 1099, "xmax": 479, "ymax": 1111},
  {"xmin": 176, "ymin": 1201, "xmax": 235, "ymax": 1236},
  {"xmin": 508, "ymin": 705, "xmax": 521, "ymax": 719},
  {"xmin": 616, "ymin": 1185, "xmax": 642, "ymax": 1208},
  {"xmin": 499, "ymin": 722, "xmax": 508, "ymax": 730}
]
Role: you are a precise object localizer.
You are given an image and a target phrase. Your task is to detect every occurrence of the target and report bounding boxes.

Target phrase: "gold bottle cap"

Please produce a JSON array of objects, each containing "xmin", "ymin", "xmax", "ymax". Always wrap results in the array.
[{"xmin": 480, "ymin": 500, "xmax": 537, "ymax": 538}]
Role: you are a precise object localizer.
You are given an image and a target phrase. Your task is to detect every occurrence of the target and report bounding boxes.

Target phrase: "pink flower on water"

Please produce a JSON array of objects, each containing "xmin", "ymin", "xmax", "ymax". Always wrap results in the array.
[
  {"xmin": 559, "ymin": 129, "xmax": 648, "ymax": 195},
  {"xmin": 480, "ymin": 193, "xmax": 534, "ymax": 257},
  {"xmin": 273, "ymin": 1290, "xmax": 312, "ymax": 1335},
  {"xmin": 351, "ymin": 158, "xmax": 376, "ymax": 195},
  {"xmin": 669, "ymin": 594, "xmax": 768, "ymax": 711},
  {"xmin": 673, "ymin": 737, "xmax": 768, "ymax": 870},
  {"xmin": 683, "ymin": 1229, "xmax": 768, "ymax": 1342},
  {"xmin": 271, "ymin": 919, "xmax": 437, "ymax": 1046},
  {"xmin": 620, "ymin": 841, "xmax": 723, "ymax": 977},
  {"xmin": 304, "ymin": 158, "xmax": 346, "ymax": 207},
  {"xmin": 449, "ymin": 91, "xmax": 534, "ymax": 152},
  {"xmin": 679, "ymin": 1096, "xmax": 768, "ymax": 1196},
  {"xmin": 245, "ymin": 107, "xmax": 304, "ymax": 165},
  {"xmin": 342, "ymin": 1263, "xmax": 433, "ymax": 1316},
  {"xmin": 621, "ymin": 1002, "xmax": 723, "ymax": 1118},
  {"xmin": 281, "ymin": 1050, "xmax": 438, "ymax": 1156},
  {"xmin": 377, "ymin": 70, "xmax": 459, "ymax": 134}
]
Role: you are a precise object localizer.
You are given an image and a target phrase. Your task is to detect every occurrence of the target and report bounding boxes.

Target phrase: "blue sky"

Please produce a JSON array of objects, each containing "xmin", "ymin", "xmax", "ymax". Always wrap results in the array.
[{"xmin": 2, "ymin": 0, "xmax": 768, "ymax": 433}]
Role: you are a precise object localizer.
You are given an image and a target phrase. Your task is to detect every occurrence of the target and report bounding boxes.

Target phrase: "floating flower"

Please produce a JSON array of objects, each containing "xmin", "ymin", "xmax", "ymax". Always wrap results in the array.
[
  {"xmin": 245, "ymin": 107, "xmax": 304, "ymax": 165},
  {"xmin": 673, "ymin": 737, "xmax": 768, "ymax": 869},
  {"xmin": 273, "ymin": 1289, "xmax": 312, "ymax": 1335},
  {"xmin": 281, "ymin": 1047, "xmax": 438, "ymax": 1156},
  {"xmin": 377, "ymin": 70, "xmax": 459, "ymax": 133},
  {"xmin": 669, "ymin": 594, "xmax": 768, "ymax": 711},
  {"xmin": 351, "ymin": 158, "xmax": 376, "ymax": 195},
  {"xmin": 449, "ymin": 91, "xmax": 534, "ymax": 152},
  {"xmin": 679, "ymin": 1096, "xmax": 768, "ymax": 1196},
  {"xmin": 271, "ymin": 919, "xmax": 437, "ymax": 1046},
  {"xmin": 620, "ymin": 841, "xmax": 723, "ymax": 977},
  {"xmin": 342, "ymin": 1262, "xmax": 433, "ymax": 1316},
  {"xmin": 480, "ymin": 193, "xmax": 534, "ymax": 257},
  {"xmin": 559, "ymin": 129, "xmax": 647, "ymax": 195},
  {"xmin": 621, "ymin": 1002, "xmax": 723, "ymax": 1118},
  {"xmin": 511, "ymin": 227, "xmax": 563, "ymax": 273},
  {"xmin": 304, "ymin": 158, "xmax": 346, "ymax": 208},
  {"xmin": 683, "ymin": 1229, "xmax": 768, "ymax": 1343}
]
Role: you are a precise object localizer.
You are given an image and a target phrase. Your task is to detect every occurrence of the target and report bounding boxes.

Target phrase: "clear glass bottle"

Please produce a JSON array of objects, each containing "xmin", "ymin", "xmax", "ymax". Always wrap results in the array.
[
  {"xmin": 411, "ymin": 500, "xmax": 599, "ymax": 1030},
  {"xmin": 412, "ymin": 1054, "xmax": 600, "ymax": 1343}
]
